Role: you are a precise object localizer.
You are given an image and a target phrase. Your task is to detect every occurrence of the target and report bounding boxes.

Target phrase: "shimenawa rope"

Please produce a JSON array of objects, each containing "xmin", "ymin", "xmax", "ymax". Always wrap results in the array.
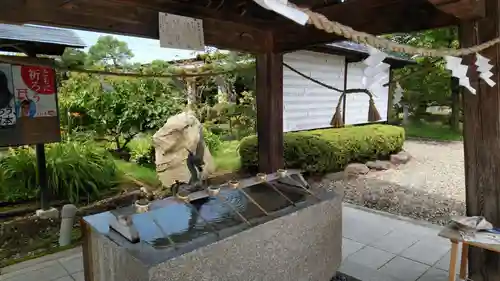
[{"xmin": 297, "ymin": 6, "xmax": 500, "ymax": 57}]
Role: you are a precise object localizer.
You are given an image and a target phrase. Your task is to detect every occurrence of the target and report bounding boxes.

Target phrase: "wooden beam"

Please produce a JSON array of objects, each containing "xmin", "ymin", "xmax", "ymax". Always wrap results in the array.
[
  {"xmin": 428, "ymin": 0, "xmax": 486, "ymax": 20},
  {"xmin": 256, "ymin": 41, "xmax": 284, "ymax": 173},
  {"xmin": 109, "ymin": 0, "xmax": 273, "ymax": 28},
  {"xmin": 0, "ymin": 0, "xmax": 272, "ymax": 53},
  {"xmin": 274, "ymin": 0, "xmax": 459, "ymax": 51},
  {"xmin": 460, "ymin": 0, "xmax": 500, "ymax": 277}
]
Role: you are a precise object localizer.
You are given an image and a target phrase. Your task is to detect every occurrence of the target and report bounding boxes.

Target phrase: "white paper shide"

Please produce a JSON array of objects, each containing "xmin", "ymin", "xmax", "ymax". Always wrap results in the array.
[
  {"xmin": 362, "ymin": 46, "xmax": 390, "ymax": 95},
  {"xmin": 475, "ymin": 53, "xmax": 496, "ymax": 87},
  {"xmin": 444, "ymin": 56, "xmax": 476, "ymax": 94},
  {"xmin": 253, "ymin": 0, "xmax": 309, "ymax": 25},
  {"xmin": 159, "ymin": 13, "xmax": 205, "ymax": 51},
  {"xmin": 393, "ymin": 82, "xmax": 403, "ymax": 106}
]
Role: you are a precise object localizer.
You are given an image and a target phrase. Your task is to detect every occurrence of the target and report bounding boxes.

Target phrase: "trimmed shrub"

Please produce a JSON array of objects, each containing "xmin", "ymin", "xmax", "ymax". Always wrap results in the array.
[
  {"xmin": 239, "ymin": 124, "xmax": 405, "ymax": 173},
  {"xmin": 0, "ymin": 141, "xmax": 119, "ymax": 203},
  {"xmin": 129, "ymin": 135, "xmax": 155, "ymax": 166},
  {"xmin": 203, "ymin": 126, "xmax": 223, "ymax": 153}
]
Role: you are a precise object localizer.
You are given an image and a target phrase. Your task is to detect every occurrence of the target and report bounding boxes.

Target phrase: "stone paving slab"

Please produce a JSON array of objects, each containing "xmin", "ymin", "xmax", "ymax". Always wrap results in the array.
[
  {"xmin": 1, "ymin": 247, "xmax": 82, "ymax": 275},
  {"xmin": 0, "ymin": 203, "xmax": 458, "ymax": 281},
  {"xmin": 0, "ymin": 249, "xmax": 83, "ymax": 281}
]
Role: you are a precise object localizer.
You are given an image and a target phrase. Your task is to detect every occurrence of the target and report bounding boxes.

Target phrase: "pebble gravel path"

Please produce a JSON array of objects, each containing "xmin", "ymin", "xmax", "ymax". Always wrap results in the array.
[
  {"xmin": 323, "ymin": 140, "xmax": 467, "ymax": 225},
  {"xmin": 367, "ymin": 140, "xmax": 465, "ymax": 201}
]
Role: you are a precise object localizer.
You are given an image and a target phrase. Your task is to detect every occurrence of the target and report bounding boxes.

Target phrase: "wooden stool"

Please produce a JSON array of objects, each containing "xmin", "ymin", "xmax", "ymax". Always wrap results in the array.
[{"xmin": 439, "ymin": 226, "xmax": 500, "ymax": 281}]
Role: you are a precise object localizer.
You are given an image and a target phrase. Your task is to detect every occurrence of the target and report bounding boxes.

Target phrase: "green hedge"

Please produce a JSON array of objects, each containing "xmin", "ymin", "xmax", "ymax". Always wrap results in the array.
[{"xmin": 239, "ymin": 124, "xmax": 405, "ymax": 173}]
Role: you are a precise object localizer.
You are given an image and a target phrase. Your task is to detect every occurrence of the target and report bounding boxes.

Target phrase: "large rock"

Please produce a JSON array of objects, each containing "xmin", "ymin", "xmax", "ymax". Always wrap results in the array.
[
  {"xmin": 390, "ymin": 151, "xmax": 412, "ymax": 165},
  {"xmin": 153, "ymin": 111, "xmax": 215, "ymax": 188},
  {"xmin": 366, "ymin": 160, "xmax": 391, "ymax": 171},
  {"xmin": 344, "ymin": 163, "xmax": 369, "ymax": 179}
]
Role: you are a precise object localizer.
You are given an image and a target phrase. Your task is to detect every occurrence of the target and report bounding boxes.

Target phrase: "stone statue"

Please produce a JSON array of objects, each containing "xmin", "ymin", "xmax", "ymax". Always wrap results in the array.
[{"xmin": 153, "ymin": 111, "xmax": 215, "ymax": 189}]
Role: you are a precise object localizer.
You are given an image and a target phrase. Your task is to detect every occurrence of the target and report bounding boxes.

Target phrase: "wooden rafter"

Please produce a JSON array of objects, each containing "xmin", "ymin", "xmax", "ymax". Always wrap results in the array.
[
  {"xmin": 428, "ymin": 0, "xmax": 485, "ymax": 20},
  {"xmin": 0, "ymin": 0, "xmax": 273, "ymax": 53},
  {"xmin": 0, "ymin": 0, "xmax": 464, "ymax": 53}
]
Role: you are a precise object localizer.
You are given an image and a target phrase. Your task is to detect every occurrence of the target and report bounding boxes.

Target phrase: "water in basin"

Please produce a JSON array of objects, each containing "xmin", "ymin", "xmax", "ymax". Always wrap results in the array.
[{"xmin": 116, "ymin": 182, "xmax": 307, "ymax": 249}]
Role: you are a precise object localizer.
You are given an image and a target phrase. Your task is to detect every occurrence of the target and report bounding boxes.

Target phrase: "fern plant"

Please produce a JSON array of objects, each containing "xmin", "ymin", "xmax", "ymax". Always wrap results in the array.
[{"xmin": 0, "ymin": 141, "xmax": 119, "ymax": 204}]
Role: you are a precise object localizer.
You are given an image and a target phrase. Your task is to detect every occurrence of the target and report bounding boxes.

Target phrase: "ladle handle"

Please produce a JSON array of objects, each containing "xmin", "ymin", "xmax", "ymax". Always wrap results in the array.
[
  {"xmin": 216, "ymin": 194, "xmax": 252, "ymax": 226},
  {"xmin": 238, "ymin": 188, "xmax": 270, "ymax": 216},
  {"xmin": 150, "ymin": 217, "xmax": 177, "ymax": 249},
  {"xmin": 264, "ymin": 182, "xmax": 296, "ymax": 206},
  {"xmin": 185, "ymin": 202, "xmax": 221, "ymax": 237}
]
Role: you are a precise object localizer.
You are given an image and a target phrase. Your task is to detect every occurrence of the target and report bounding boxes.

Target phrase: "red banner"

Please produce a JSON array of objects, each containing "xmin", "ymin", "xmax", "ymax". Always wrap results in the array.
[{"xmin": 20, "ymin": 66, "xmax": 55, "ymax": 95}]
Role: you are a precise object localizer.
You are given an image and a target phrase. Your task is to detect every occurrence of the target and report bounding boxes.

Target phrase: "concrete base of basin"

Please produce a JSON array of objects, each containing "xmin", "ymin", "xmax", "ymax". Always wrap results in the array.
[{"xmin": 82, "ymin": 190, "xmax": 342, "ymax": 281}]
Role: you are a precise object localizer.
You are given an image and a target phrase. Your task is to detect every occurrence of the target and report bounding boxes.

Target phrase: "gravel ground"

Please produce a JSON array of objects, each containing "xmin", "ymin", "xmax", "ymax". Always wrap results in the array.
[
  {"xmin": 319, "ymin": 140, "xmax": 467, "ymax": 225},
  {"xmin": 367, "ymin": 140, "xmax": 465, "ymax": 201}
]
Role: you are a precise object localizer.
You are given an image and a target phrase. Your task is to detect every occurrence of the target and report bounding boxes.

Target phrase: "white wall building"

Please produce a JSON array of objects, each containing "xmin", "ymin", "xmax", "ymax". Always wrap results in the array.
[{"xmin": 283, "ymin": 41, "xmax": 412, "ymax": 132}]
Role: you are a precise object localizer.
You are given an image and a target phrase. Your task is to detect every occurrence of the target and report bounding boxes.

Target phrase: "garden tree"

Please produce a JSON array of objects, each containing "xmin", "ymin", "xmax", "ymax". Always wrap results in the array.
[
  {"xmin": 388, "ymin": 27, "xmax": 459, "ymax": 128},
  {"xmin": 149, "ymin": 59, "xmax": 172, "ymax": 74},
  {"xmin": 87, "ymin": 35, "xmax": 133, "ymax": 67},
  {"xmin": 180, "ymin": 51, "xmax": 256, "ymax": 137},
  {"xmin": 59, "ymin": 73, "xmax": 184, "ymax": 158},
  {"xmin": 169, "ymin": 60, "xmax": 219, "ymax": 108},
  {"xmin": 203, "ymin": 91, "xmax": 257, "ymax": 139},
  {"xmin": 205, "ymin": 51, "xmax": 255, "ymax": 103},
  {"xmin": 395, "ymin": 57, "xmax": 452, "ymax": 115},
  {"xmin": 60, "ymin": 48, "xmax": 88, "ymax": 68},
  {"xmin": 56, "ymin": 48, "xmax": 89, "ymax": 83}
]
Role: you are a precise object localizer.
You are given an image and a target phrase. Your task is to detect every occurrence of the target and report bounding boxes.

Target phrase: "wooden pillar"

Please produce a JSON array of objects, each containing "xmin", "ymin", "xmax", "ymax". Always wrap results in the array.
[
  {"xmin": 256, "ymin": 52, "xmax": 284, "ymax": 173},
  {"xmin": 27, "ymin": 52, "xmax": 50, "ymax": 210},
  {"xmin": 387, "ymin": 67, "xmax": 395, "ymax": 122},
  {"xmin": 342, "ymin": 60, "xmax": 348, "ymax": 124},
  {"xmin": 450, "ymin": 77, "xmax": 460, "ymax": 131},
  {"xmin": 460, "ymin": 0, "xmax": 500, "ymax": 279}
]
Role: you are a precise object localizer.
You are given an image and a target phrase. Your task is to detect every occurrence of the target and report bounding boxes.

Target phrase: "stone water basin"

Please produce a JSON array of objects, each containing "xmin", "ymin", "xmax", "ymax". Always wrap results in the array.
[{"xmin": 81, "ymin": 170, "xmax": 342, "ymax": 281}]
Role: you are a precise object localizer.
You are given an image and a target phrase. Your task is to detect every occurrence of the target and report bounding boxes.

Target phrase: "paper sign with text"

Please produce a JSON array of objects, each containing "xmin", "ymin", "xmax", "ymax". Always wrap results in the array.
[
  {"xmin": 0, "ymin": 64, "xmax": 16, "ymax": 127},
  {"xmin": 159, "ymin": 12, "xmax": 205, "ymax": 51},
  {"xmin": 12, "ymin": 65, "xmax": 57, "ymax": 118}
]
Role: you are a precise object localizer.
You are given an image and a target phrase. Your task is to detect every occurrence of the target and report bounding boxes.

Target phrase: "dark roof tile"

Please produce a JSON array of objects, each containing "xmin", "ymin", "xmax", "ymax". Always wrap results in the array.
[
  {"xmin": 0, "ymin": 24, "xmax": 86, "ymax": 48},
  {"xmin": 327, "ymin": 41, "xmax": 413, "ymax": 63}
]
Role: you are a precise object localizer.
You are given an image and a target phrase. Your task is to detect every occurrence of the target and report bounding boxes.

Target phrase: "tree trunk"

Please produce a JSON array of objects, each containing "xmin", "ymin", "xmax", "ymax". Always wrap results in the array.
[
  {"xmin": 186, "ymin": 78, "xmax": 197, "ymax": 110},
  {"xmin": 460, "ymin": 1, "xmax": 500, "ymax": 279},
  {"xmin": 214, "ymin": 76, "xmax": 230, "ymax": 103},
  {"xmin": 414, "ymin": 100, "xmax": 428, "ymax": 119}
]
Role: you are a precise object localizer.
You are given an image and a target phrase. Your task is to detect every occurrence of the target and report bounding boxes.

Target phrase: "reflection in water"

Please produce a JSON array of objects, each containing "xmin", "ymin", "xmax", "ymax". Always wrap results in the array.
[{"xmin": 111, "ymin": 183, "xmax": 306, "ymax": 249}]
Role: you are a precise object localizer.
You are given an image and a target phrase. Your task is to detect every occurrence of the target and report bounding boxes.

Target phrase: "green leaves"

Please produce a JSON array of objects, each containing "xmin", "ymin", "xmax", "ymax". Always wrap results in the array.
[
  {"xmin": 201, "ymin": 91, "xmax": 257, "ymax": 140},
  {"xmin": 387, "ymin": 27, "xmax": 458, "ymax": 115},
  {"xmin": 59, "ymin": 73, "xmax": 184, "ymax": 150},
  {"xmin": 60, "ymin": 48, "xmax": 88, "ymax": 68},
  {"xmin": 0, "ymin": 141, "xmax": 119, "ymax": 204}
]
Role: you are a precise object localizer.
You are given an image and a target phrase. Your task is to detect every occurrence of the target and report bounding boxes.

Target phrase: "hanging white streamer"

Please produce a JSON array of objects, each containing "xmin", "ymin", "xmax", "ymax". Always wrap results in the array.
[
  {"xmin": 475, "ymin": 53, "xmax": 496, "ymax": 87},
  {"xmin": 362, "ymin": 46, "xmax": 390, "ymax": 94},
  {"xmin": 393, "ymin": 83, "xmax": 403, "ymax": 106},
  {"xmin": 445, "ymin": 56, "xmax": 476, "ymax": 94},
  {"xmin": 253, "ymin": 0, "xmax": 309, "ymax": 25}
]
